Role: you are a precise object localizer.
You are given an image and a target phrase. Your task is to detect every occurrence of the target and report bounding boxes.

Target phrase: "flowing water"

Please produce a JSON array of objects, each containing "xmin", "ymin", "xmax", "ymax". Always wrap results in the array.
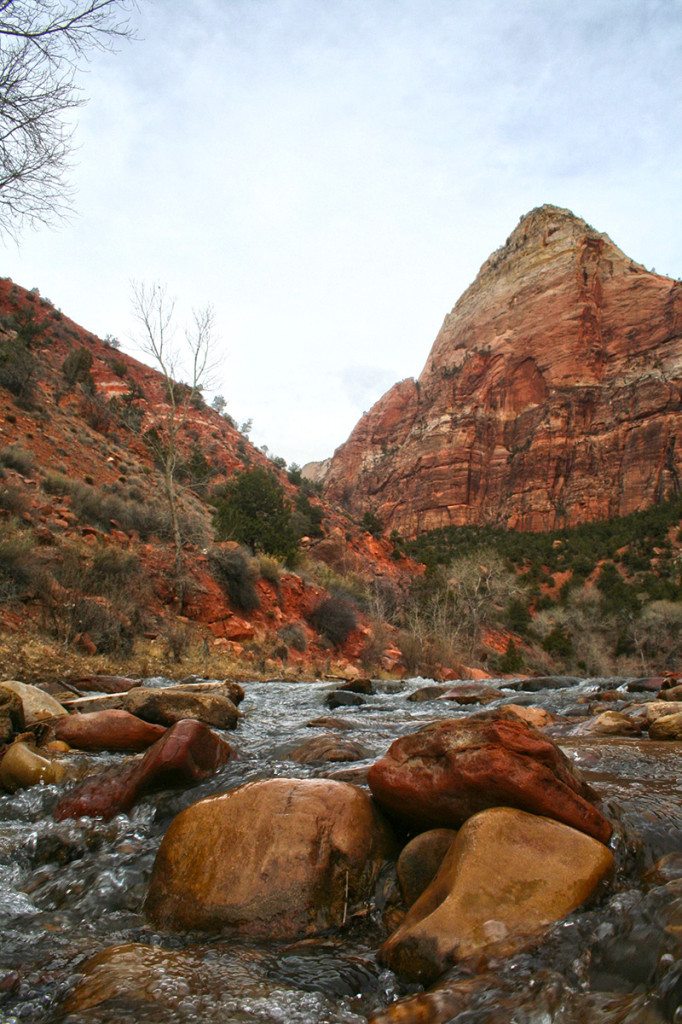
[{"xmin": 0, "ymin": 677, "xmax": 680, "ymax": 1023}]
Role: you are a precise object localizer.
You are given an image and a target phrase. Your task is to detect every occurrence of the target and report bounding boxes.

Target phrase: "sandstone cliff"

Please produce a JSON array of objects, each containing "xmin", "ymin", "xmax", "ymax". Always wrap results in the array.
[{"xmin": 324, "ymin": 205, "xmax": 682, "ymax": 535}]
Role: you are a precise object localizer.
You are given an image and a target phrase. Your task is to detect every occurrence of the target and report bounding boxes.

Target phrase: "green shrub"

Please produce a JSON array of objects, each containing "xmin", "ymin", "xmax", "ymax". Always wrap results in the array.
[
  {"xmin": 0, "ymin": 445, "xmax": 35, "ymax": 475},
  {"xmin": 495, "ymin": 638, "xmax": 524, "ymax": 673},
  {"xmin": 208, "ymin": 546, "xmax": 260, "ymax": 612},
  {"xmin": 212, "ymin": 467, "xmax": 298, "ymax": 561},
  {"xmin": 0, "ymin": 337, "xmax": 37, "ymax": 406},
  {"xmin": 0, "ymin": 482, "xmax": 28, "ymax": 515},
  {"xmin": 541, "ymin": 624, "xmax": 574, "ymax": 658},
  {"xmin": 258, "ymin": 554, "xmax": 282, "ymax": 588},
  {"xmin": 278, "ymin": 622, "xmax": 307, "ymax": 652},
  {"xmin": 62, "ymin": 346, "xmax": 94, "ymax": 387},
  {"xmin": 308, "ymin": 595, "xmax": 357, "ymax": 647},
  {"xmin": 361, "ymin": 510, "xmax": 383, "ymax": 538}
]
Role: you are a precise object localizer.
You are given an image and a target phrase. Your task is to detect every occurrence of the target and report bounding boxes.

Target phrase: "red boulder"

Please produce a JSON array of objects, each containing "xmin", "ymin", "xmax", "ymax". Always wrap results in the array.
[
  {"xmin": 54, "ymin": 710, "xmax": 166, "ymax": 752},
  {"xmin": 367, "ymin": 713, "xmax": 612, "ymax": 844},
  {"xmin": 54, "ymin": 719, "xmax": 233, "ymax": 821}
]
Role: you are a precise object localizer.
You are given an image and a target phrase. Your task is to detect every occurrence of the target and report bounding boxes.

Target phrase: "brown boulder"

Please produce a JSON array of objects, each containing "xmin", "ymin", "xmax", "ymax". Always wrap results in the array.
[
  {"xmin": 660, "ymin": 684, "xmax": 682, "ymax": 701},
  {"xmin": 644, "ymin": 701, "xmax": 682, "ymax": 725},
  {"xmin": 380, "ymin": 807, "xmax": 614, "ymax": 983},
  {"xmin": 175, "ymin": 679, "xmax": 245, "ymax": 705},
  {"xmin": 649, "ymin": 711, "xmax": 682, "ymax": 740},
  {"xmin": 397, "ymin": 829, "xmax": 457, "ymax": 907},
  {"xmin": 289, "ymin": 734, "xmax": 371, "ymax": 764},
  {"xmin": 54, "ymin": 719, "xmax": 233, "ymax": 820},
  {"xmin": 145, "ymin": 777, "xmax": 395, "ymax": 938},
  {"xmin": 407, "ymin": 685, "xmax": 451, "ymax": 703},
  {"xmin": 53, "ymin": 710, "xmax": 166, "ymax": 752},
  {"xmin": 367, "ymin": 713, "xmax": 612, "ymax": 843},
  {"xmin": 123, "ymin": 687, "xmax": 239, "ymax": 730}
]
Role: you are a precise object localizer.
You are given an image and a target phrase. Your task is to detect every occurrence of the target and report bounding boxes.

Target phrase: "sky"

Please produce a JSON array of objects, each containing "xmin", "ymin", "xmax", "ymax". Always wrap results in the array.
[{"xmin": 1, "ymin": 0, "xmax": 681, "ymax": 466}]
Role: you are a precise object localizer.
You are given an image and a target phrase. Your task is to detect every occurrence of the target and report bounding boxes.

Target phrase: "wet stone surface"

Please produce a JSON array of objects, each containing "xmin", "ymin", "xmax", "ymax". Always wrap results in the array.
[{"xmin": 0, "ymin": 675, "xmax": 680, "ymax": 1022}]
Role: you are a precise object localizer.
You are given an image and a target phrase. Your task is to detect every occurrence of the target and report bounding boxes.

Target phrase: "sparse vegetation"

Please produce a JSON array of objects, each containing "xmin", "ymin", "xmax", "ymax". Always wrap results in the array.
[
  {"xmin": 308, "ymin": 595, "xmax": 358, "ymax": 647},
  {"xmin": 208, "ymin": 546, "xmax": 261, "ymax": 613}
]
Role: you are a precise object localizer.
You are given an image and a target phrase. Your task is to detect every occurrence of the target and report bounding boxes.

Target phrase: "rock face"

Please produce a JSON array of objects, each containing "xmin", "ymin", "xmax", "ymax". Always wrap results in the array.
[
  {"xmin": 145, "ymin": 777, "xmax": 395, "ymax": 938},
  {"xmin": 367, "ymin": 713, "xmax": 612, "ymax": 843},
  {"xmin": 324, "ymin": 206, "xmax": 682, "ymax": 534},
  {"xmin": 379, "ymin": 807, "xmax": 614, "ymax": 983}
]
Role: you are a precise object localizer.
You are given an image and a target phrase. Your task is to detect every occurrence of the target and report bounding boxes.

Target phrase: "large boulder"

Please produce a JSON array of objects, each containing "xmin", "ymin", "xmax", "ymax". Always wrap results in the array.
[
  {"xmin": 122, "ymin": 687, "xmax": 239, "ymax": 729},
  {"xmin": 498, "ymin": 704, "xmax": 554, "ymax": 729},
  {"xmin": 53, "ymin": 710, "xmax": 166, "ymax": 752},
  {"xmin": 367, "ymin": 713, "xmax": 612, "ymax": 843},
  {"xmin": 145, "ymin": 777, "xmax": 395, "ymax": 939},
  {"xmin": 379, "ymin": 807, "xmax": 614, "ymax": 983},
  {"xmin": 577, "ymin": 711, "xmax": 642, "ymax": 736},
  {"xmin": 0, "ymin": 681, "xmax": 67, "ymax": 725},
  {"xmin": 54, "ymin": 719, "xmax": 233, "ymax": 820}
]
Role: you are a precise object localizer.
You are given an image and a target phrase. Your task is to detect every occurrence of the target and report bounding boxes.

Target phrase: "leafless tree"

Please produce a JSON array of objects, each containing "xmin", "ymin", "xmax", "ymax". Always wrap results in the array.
[
  {"xmin": 0, "ymin": 1, "xmax": 136, "ymax": 237},
  {"xmin": 131, "ymin": 280, "xmax": 218, "ymax": 575}
]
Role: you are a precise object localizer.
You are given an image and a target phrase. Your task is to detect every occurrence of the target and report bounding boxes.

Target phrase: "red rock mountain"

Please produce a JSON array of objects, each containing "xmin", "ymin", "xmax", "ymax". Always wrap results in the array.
[{"xmin": 323, "ymin": 205, "xmax": 682, "ymax": 535}]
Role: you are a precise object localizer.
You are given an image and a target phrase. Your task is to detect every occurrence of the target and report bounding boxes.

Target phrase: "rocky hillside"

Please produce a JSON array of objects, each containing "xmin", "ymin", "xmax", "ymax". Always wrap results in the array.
[
  {"xmin": 0, "ymin": 278, "xmax": 416, "ymax": 682},
  {"xmin": 323, "ymin": 205, "xmax": 682, "ymax": 536}
]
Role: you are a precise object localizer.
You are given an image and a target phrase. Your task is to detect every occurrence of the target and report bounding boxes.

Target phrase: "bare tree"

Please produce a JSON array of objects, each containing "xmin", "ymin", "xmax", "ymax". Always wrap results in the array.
[
  {"xmin": 0, "ymin": 1, "xmax": 136, "ymax": 237},
  {"xmin": 131, "ymin": 280, "xmax": 218, "ymax": 575}
]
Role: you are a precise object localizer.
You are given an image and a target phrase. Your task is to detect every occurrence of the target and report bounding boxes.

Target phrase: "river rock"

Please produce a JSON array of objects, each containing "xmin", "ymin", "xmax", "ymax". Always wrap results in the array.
[
  {"xmin": 53, "ymin": 710, "xmax": 166, "ymax": 752},
  {"xmin": 54, "ymin": 719, "xmax": 233, "ymax": 820},
  {"xmin": 289, "ymin": 734, "xmax": 371, "ymax": 764},
  {"xmin": 62, "ymin": 943, "xmax": 217, "ymax": 1013},
  {"xmin": 649, "ymin": 712, "xmax": 682, "ymax": 740},
  {"xmin": 145, "ymin": 777, "xmax": 395, "ymax": 938},
  {"xmin": 498, "ymin": 705, "xmax": 554, "ymax": 728},
  {"xmin": 397, "ymin": 829, "xmax": 457, "ymax": 907},
  {"xmin": 122, "ymin": 687, "xmax": 239, "ymax": 729},
  {"xmin": 577, "ymin": 711, "xmax": 642, "ymax": 736},
  {"xmin": 175, "ymin": 679, "xmax": 246, "ymax": 705},
  {"xmin": 660, "ymin": 684, "xmax": 682, "ymax": 701},
  {"xmin": 336, "ymin": 677, "xmax": 374, "ymax": 694},
  {"xmin": 306, "ymin": 716, "xmax": 355, "ymax": 730},
  {"xmin": 367, "ymin": 713, "xmax": 612, "ymax": 843},
  {"xmin": 0, "ymin": 742, "xmax": 67, "ymax": 792},
  {"xmin": 0, "ymin": 681, "xmax": 67, "ymax": 725},
  {"xmin": 0, "ymin": 688, "xmax": 24, "ymax": 742},
  {"xmin": 437, "ymin": 683, "xmax": 501, "ymax": 705},
  {"xmin": 508, "ymin": 676, "xmax": 581, "ymax": 692},
  {"xmin": 379, "ymin": 807, "xmax": 614, "ymax": 983},
  {"xmin": 643, "ymin": 701, "xmax": 682, "ymax": 725},
  {"xmin": 326, "ymin": 690, "xmax": 366, "ymax": 709},
  {"xmin": 407, "ymin": 685, "xmax": 451, "ymax": 703}
]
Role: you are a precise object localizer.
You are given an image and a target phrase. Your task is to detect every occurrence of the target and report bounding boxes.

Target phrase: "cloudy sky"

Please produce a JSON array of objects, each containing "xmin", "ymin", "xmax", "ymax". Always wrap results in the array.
[{"xmin": 2, "ymin": 0, "xmax": 681, "ymax": 465}]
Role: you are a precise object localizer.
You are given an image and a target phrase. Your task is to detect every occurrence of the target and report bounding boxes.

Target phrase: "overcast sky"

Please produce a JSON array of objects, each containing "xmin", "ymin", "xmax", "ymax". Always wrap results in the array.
[{"xmin": 2, "ymin": 0, "xmax": 681, "ymax": 465}]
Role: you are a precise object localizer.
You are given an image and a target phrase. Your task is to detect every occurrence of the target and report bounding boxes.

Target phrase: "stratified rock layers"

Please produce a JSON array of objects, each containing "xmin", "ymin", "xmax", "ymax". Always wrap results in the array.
[{"xmin": 324, "ymin": 206, "xmax": 682, "ymax": 534}]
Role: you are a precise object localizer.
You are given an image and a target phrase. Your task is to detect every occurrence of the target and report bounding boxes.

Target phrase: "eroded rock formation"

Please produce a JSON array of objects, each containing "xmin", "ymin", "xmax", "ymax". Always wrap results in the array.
[{"xmin": 324, "ymin": 205, "xmax": 682, "ymax": 534}]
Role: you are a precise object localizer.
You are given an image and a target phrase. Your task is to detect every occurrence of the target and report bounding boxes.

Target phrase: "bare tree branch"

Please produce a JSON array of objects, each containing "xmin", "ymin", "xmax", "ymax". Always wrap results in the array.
[{"xmin": 0, "ymin": 0, "xmax": 137, "ymax": 237}]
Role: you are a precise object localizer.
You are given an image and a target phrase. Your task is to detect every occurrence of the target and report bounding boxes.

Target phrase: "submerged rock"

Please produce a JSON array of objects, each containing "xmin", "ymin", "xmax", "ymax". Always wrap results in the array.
[
  {"xmin": 379, "ymin": 807, "xmax": 614, "ymax": 983},
  {"xmin": 54, "ymin": 719, "xmax": 233, "ymax": 820},
  {"xmin": 289, "ymin": 734, "xmax": 371, "ymax": 764},
  {"xmin": 436, "ymin": 683, "xmax": 501, "ymax": 705},
  {"xmin": 53, "ymin": 710, "xmax": 166, "ymax": 752},
  {"xmin": 367, "ymin": 713, "xmax": 612, "ymax": 842},
  {"xmin": 123, "ymin": 687, "xmax": 240, "ymax": 729},
  {"xmin": 145, "ymin": 777, "xmax": 395, "ymax": 938},
  {"xmin": 326, "ymin": 691, "xmax": 365, "ymax": 709}
]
